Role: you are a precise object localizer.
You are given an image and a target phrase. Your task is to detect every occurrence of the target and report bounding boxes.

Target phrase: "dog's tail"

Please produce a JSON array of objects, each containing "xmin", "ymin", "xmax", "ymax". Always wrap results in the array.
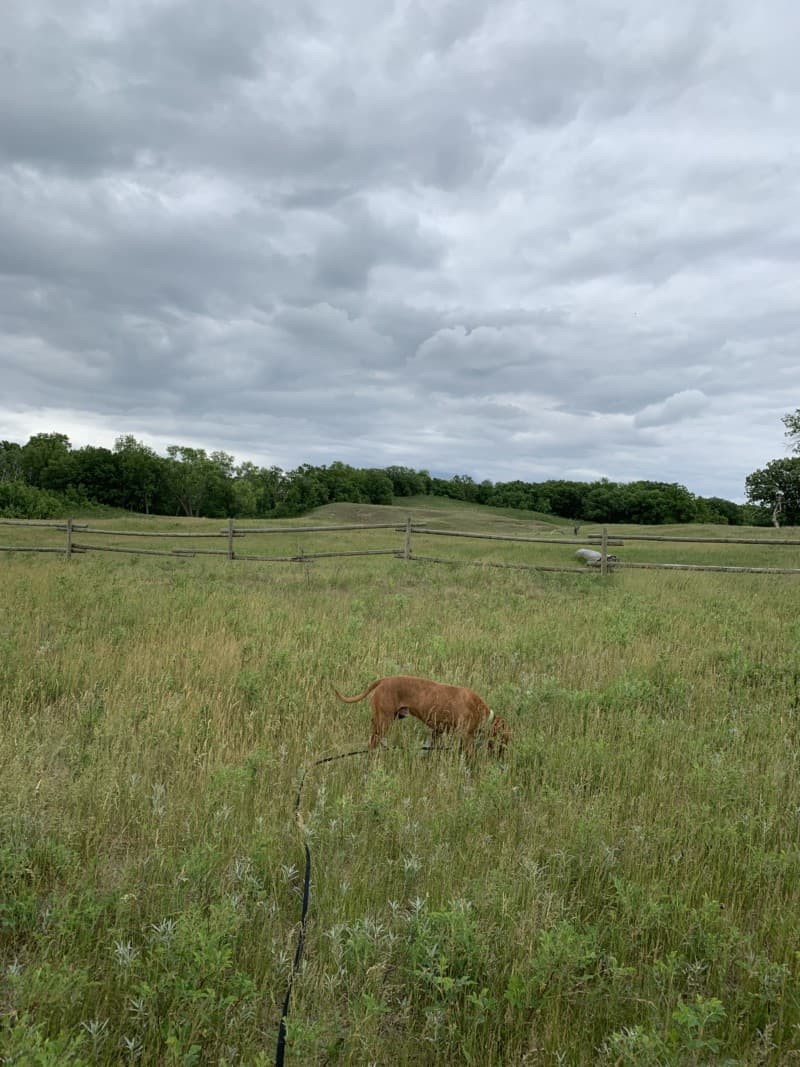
[{"xmin": 332, "ymin": 679, "xmax": 382, "ymax": 704}]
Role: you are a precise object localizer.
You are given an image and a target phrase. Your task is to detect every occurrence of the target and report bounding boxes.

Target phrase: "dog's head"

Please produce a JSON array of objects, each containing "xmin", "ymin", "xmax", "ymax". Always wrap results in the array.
[{"xmin": 487, "ymin": 715, "xmax": 511, "ymax": 754}]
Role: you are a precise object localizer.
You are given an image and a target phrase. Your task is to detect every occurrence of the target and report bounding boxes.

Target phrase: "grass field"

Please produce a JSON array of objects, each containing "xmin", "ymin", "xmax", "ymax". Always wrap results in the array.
[{"xmin": 2, "ymin": 501, "xmax": 800, "ymax": 1064}]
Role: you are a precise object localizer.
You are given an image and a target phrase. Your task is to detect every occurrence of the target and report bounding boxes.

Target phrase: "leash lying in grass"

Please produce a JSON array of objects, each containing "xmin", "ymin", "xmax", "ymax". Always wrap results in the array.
[
  {"xmin": 274, "ymin": 748, "xmax": 370, "ymax": 1067},
  {"xmin": 274, "ymin": 734, "xmax": 507, "ymax": 1063}
]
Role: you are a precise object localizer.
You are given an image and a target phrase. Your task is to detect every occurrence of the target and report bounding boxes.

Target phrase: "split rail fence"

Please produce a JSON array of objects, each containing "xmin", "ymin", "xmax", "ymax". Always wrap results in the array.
[{"xmin": 2, "ymin": 518, "xmax": 800, "ymax": 577}]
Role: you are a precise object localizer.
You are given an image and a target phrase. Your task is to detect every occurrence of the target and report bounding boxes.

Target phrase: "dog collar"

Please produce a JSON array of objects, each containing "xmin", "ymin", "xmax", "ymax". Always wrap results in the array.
[{"xmin": 486, "ymin": 709, "xmax": 495, "ymax": 727}]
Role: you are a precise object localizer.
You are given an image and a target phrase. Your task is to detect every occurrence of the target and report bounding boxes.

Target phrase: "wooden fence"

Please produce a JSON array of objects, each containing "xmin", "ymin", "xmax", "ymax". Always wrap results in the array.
[{"xmin": 3, "ymin": 518, "xmax": 800, "ymax": 576}]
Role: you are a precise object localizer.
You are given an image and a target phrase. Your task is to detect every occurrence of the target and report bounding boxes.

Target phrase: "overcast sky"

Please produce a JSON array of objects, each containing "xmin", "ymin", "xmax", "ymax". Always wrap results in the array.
[{"xmin": 2, "ymin": 0, "xmax": 798, "ymax": 500}]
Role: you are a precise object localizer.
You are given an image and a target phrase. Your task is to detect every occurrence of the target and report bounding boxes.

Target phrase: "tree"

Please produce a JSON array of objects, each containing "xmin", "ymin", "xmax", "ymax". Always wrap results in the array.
[
  {"xmin": 745, "ymin": 458, "xmax": 800, "ymax": 525},
  {"xmin": 280, "ymin": 465, "xmax": 328, "ymax": 515},
  {"xmin": 446, "ymin": 474, "xmax": 476, "ymax": 501},
  {"xmin": 114, "ymin": 435, "xmax": 163, "ymax": 514},
  {"xmin": 360, "ymin": 469, "xmax": 394, "ymax": 505},
  {"xmin": 385, "ymin": 466, "xmax": 426, "ymax": 497},
  {"xmin": 782, "ymin": 409, "xmax": 800, "ymax": 453},
  {"xmin": 0, "ymin": 441, "xmax": 23, "ymax": 483},
  {"xmin": 20, "ymin": 433, "xmax": 72, "ymax": 490},
  {"xmin": 230, "ymin": 477, "xmax": 259, "ymax": 518},
  {"xmin": 584, "ymin": 480, "xmax": 625, "ymax": 522},
  {"xmin": 71, "ymin": 446, "xmax": 124, "ymax": 507},
  {"xmin": 430, "ymin": 477, "xmax": 454, "ymax": 498},
  {"xmin": 163, "ymin": 446, "xmax": 235, "ymax": 517},
  {"xmin": 476, "ymin": 479, "xmax": 494, "ymax": 505},
  {"xmin": 491, "ymin": 480, "xmax": 535, "ymax": 510},
  {"xmin": 537, "ymin": 480, "xmax": 587, "ymax": 520},
  {"xmin": 620, "ymin": 482, "xmax": 698, "ymax": 524},
  {"xmin": 743, "ymin": 410, "xmax": 800, "ymax": 527},
  {"xmin": 696, "ymin": 497, "xmax": 743, "ymax": 525},
  {"xmin": 319, "ymin": 462, "xmax": 365, "ymax": 503},
  {"xmin": 233, "ymin": 461, "xmax": 284, "ymax": 516}
]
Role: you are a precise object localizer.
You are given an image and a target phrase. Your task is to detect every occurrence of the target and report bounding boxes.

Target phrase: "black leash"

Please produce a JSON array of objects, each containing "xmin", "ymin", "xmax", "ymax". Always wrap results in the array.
[
  {"xmin": 273, "ymin": 739, "xmax": 496, "ymax": 1063},
  {"xmin": 274, "ymin": 748, "xmax": 370, "ymax": 1066}
]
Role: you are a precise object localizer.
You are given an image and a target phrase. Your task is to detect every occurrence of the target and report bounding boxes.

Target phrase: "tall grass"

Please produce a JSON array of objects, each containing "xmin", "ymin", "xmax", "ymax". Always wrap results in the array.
[{"xmin": 1, "ymin": 511, "xmax": 800, "ymax": 1064}]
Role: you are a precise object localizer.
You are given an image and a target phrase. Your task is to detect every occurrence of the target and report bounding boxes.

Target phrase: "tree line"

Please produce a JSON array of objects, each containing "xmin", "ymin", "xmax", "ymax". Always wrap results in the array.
[{"xmin": 0, "ymin": 428, "xmax": 792, "ymax": 525}]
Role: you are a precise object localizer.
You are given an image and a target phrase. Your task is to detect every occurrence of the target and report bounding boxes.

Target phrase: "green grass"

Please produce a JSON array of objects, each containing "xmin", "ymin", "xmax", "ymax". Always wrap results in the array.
[{"xmin": 2, "ymin": 502, "xmax": 800, "ymax": 1064}]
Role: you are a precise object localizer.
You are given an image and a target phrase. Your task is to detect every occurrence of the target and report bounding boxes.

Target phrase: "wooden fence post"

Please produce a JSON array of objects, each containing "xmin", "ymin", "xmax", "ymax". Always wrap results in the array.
[
  {"xmin": 404, "ymin": 515, "xmax": 412, "ymax": 561},
  {"xmin": 227, "ymin": 517, "xmax": 235, "ymax": 561},
  {"xmin": 600, "ymin": 526, "xmax": 608, "ymax": 576},
  {"xmin": 66, "ymin": 517, "xmax": 73, "ymax": 560}
]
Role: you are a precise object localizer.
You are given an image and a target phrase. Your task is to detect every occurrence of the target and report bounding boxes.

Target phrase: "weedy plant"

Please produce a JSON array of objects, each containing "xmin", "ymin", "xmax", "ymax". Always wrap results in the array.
[{"xmin": 1, "ymin": 508, "xmax": 800, "ymax": 1063}]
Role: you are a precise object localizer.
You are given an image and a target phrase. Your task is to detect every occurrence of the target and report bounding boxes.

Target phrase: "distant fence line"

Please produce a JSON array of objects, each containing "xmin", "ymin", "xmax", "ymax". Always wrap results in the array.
[{"xmin": 2, "ymin": 517, "xmax": 800, "ymax": 576}]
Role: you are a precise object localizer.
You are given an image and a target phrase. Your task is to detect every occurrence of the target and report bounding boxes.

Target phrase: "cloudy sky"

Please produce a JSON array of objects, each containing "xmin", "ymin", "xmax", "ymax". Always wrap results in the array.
[{"xmin": 2, "ymin": 0, "xmax": 798, "ymax": 500}]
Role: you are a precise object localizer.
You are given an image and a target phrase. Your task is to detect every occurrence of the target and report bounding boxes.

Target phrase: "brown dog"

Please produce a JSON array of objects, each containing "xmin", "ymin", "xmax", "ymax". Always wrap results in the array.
[{"xmin": 333, "ymin": 675, "xmax": 510, "ymax": 753}]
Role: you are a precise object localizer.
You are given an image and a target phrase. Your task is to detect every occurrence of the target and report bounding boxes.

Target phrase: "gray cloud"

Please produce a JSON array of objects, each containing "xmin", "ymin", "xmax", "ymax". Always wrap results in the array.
[
  {"xmin": 2, "ymin": 0, "xmax": 799, "ymax": 501},
  {"xmin": 633, "ymin": 389, "xmax": 709, "ymax": 428}
]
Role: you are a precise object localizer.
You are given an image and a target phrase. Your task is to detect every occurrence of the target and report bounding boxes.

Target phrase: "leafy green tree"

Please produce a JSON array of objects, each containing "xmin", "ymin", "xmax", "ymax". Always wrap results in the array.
[
  {"xmin": 417, "ymin": 469, "xmax": 433, "ymax": 494},
  {"xmin": 663, "ymin": 482, "xmax": 699, "ymax": 522},
  {"xmin": 280, "ymin": 464, "xmax": 329, "ymax": 515},
  {"xmin": 537, "ymin": 480, "xmax": 587, "ymax": 519},
  {"xmin": 745, "ymin": 458, "xmax": 800, "ymax": 525},
  {"xmin": 360, "ymin": 469, "xmax": 394, "ymax": 505},
  {"xmin": 0, "ymin": 440, "xmax": 23, "ymax": 483},
  {"xmin": 319, "ymin": 462, "xmax": 365, "ymax": 503},
  {"xmin": 449, "ymin": 474, "xmax": 480, "ymax": 501},
  {"xmin": 584, "ymin": 480, "xmax": 626, "ymax": 522},
  {"xmin": 163, "ymin": 446, "xmax": 236, "ymax": 517},
  {"xmin": 430, "ymin": 476, "xmax": 455, "ymax": 498},
  {"xmin": 476, "ymin": 479, "xmax": 494, "ymax": 505},
  {"xmin": 209, "ymin": 450, "xmax": 235, "ymax": 479},
  {"xmin": 696, "ymin": 496, "xmax": 743, "ymax": 525},
  {"xmin": 619, "ymin": 481, "xmax": 697, "ymax": 524},
  {"xmin": 782, "ymin": 409, "xmax": 800, "ymax": 452},
  {"xmin": 739, "ymin": 502, "xmax": 773, "ymax": 526},
  {"xmin": 385, "ymin": 466, "xmax": 426, "ymax": 496},
  {"xmin": 20, "ymin": 433, "xmax": 72, "ymax": 490},
  {"xmin": 490, "ymin": 480, "xmax": 535, "ymax": 510},
  {"xmin": 114, "ymin": 435, "xmax": 163, "ymax": 514},
  {"xmin": 230, "ymin": 477, "xmax": 259, "ymax": 517},
  {"xmin": 233, "ymin": 462, "xmax": 284, "ymax": 516},
  {"xmin": 70, "ymin": 446, "xmax": 124, "ymax": 507}
]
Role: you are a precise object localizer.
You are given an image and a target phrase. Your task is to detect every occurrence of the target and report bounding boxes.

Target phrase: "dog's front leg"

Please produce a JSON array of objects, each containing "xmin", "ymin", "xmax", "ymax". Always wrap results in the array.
[
  {"xmin": 369, "ymin": 709, "xmax": 394, "ymax": 749},
  {"xmin": 423, "ymin": 724, "xmax": 448, "ymax": 751},
  {"xmin": 459, "ymin": 733, "xmax": 476, "ymax": 755}
]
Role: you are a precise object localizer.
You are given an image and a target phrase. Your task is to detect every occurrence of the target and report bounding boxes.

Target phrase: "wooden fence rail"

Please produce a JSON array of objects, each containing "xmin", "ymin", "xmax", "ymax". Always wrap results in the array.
[
  {"xmin": 615, "ymin": 561, "xmax": 800, "ymax": 575},
  {"xmin": 80, "ymin": 528, "xmax": 234, "ymax": 538},
  {"xmin": 235, "ymin": 549, "xmax": 401, "ymax": 563},
  {"xmin": 0, "ymin": 519, "xmax": 88, "ymax": 529},
  {"xmin": 409, "ymin": 526, "xmax": 624, "ymax": 546},
  {"xmin": 225, "ymin": 523, "xmax": 418, "ymax": 534},
  {"xmin": 597, "ymin": 532, "xmax": 800, "ymax": 546},
  {"xmin": 2, "ymin": 518, "xmax": 799, "ymax": 577},
  {"xmin": 71, "ymin": 523, "xmax": 414, "ymax": 537},
  {"xmin": 70, "ymin": 543, "xmax": 230, "ymax": 557},
  {"xmin": 0, "ymin": 545, "xmax": 65, "ymax": 553}
]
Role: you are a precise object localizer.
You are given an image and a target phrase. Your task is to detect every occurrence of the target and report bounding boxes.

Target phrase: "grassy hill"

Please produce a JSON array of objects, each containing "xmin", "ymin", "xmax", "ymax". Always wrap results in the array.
[{"xmin": 309, "ymin": 495, "xmax": 571, "ymax": 533}]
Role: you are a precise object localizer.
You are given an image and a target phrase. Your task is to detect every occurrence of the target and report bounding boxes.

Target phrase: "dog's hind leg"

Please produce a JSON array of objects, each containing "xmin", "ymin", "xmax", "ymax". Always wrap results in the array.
[{"xmin": 368, "ymin": 704, "xmax": 395, "ymax": 749}]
